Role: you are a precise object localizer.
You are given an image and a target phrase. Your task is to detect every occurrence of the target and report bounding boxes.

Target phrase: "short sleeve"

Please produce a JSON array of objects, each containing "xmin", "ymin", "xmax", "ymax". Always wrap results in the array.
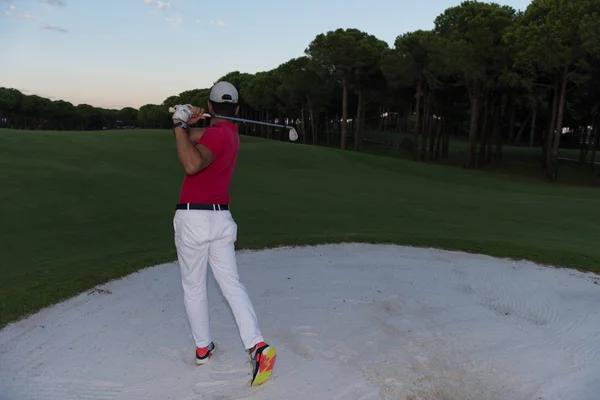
[{"xmin": 197, "ymin": 128, "xmax": 224, "ymax": 159}]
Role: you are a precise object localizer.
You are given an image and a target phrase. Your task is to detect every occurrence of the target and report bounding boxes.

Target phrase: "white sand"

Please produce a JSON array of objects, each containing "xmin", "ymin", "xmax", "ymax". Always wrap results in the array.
[{"xmin": 2, "ymin": 243, "xmax": 600, "ymax": 400}]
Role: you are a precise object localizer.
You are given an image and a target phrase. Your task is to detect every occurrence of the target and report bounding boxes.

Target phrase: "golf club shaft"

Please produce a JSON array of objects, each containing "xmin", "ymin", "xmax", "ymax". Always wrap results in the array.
[
  {"xmin": 168, "ymin": 107, "xmax": 294, "ymax": 130},
  {"xmin": 211, "ymin": 114, "xmax": 295, "ymax": 130}
]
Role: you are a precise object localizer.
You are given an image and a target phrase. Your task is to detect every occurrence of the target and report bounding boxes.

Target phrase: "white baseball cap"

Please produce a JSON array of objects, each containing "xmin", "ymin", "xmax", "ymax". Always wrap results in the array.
[{"xmin": 210, "ymin": 81, "xmax": 239, "ymax": 104}]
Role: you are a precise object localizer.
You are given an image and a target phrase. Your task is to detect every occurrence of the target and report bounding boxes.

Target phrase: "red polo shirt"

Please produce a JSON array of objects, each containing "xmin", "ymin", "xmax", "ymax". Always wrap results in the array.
[{"xmin": 178, "ymin": 121, "xmax": 239, "ymax": 204}]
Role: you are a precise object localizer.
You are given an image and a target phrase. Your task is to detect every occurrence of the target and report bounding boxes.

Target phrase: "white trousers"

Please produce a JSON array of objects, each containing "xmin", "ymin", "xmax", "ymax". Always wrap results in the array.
[{"xmin": 173, "ymin": 209, "xmax": 264, "ymax": 350}]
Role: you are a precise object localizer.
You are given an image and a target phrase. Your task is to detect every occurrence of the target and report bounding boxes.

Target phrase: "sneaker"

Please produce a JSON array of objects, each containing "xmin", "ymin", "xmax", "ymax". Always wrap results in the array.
[
  {"xmin": 248, "ymin": 342, "xmax": 276, "ymax": 387},
  {"xmin": 196, "ymin": 342, "xmax": 215, "ymax": 365}
]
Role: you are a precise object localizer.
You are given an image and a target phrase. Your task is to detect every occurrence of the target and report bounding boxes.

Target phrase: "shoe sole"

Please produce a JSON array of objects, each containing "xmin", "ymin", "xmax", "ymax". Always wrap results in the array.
[{"xmin": 251, "ymin": 347, "xmax": 276, "ymax": 387}]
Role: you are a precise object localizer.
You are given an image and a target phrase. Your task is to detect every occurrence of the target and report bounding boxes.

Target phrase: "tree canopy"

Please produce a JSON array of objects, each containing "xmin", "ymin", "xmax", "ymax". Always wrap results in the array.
[{"xmin": 2, "ymin": 0, "xmax": 600, "ymax": 182}]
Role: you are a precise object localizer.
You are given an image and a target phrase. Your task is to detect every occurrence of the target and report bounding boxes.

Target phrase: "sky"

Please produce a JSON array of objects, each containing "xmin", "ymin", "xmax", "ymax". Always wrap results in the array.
[{"xmin": 0, "ymin": 0, "xmax": 533, "ymax": 110}]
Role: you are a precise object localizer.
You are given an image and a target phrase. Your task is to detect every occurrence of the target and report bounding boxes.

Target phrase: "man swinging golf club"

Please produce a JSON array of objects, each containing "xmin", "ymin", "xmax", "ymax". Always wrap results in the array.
[{"xmin": 170, "ymin": 81, "xmax": 276, "ymax": 387}]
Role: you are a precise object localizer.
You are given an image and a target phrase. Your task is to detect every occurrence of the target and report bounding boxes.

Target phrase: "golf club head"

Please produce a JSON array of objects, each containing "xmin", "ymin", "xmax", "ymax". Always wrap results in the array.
[{"xmin": 288, "ymin": 127, "xmax": 298, "ymax": 142}]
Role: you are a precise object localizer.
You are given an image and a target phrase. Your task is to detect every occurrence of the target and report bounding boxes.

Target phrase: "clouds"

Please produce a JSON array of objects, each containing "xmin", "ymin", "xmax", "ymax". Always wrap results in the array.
[
  {"xmin": 157, "ymin": 1, "xmax": 171, "ymax": 10},
  {"xmin": 3, "ymin": 0, "xmax": 68, "ymax": 33},
  {"xmin": 5, "ymin": 11, "xmax": 37, "ymax": 19},
  {"xmin": 143, "ymin": 0, "xmax": 226, "ymax": 29},
  {"xmin": 41, "ymin": 24, "xmax": 67, "ymax": 33},
  {"xmin": 145, "ymin": 0, "xmax": 174, "ymax": 19},
  {"xmin": 211, "ymin": 19, "xmax": 226, "ymax": 27},
  {"xmin": 3, "ymin": 0, "xmax": 68, "ymax": 6},
  {"xmin": 165, "ymin": 16, "xmax": 182, "ymax": 26},
  {"xmin": 4, "ymin": 2, "xmax": 38, "ymax": 20},
  {"xmin": 41, "ymin": 0, "xmax": 65, "ymax": 6},
  {"xmin": 167, "ymin": 17, "xmax": 226, "ymax": 28},
  {"xmin": 144, "ymin": 0, "xmax": 172, "ymax": 10},
  {"xmin": 145, "ymin": 0, "xmax": 180, "ymax": 26}
]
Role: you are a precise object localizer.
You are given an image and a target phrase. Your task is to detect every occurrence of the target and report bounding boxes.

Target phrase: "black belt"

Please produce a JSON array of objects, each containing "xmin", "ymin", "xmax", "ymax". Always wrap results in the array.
[{"xmin": 176, "ymin": 203, "xmax": 229, "ymax": 211}]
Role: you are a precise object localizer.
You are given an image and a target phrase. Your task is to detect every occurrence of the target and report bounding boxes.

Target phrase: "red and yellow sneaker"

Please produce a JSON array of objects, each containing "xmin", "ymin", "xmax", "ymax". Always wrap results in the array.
[
  {"xmin": 248, "ymin": 342, "xmax": 276, "ymax": 387},
  {"xmin": 196, "ymin": 342, "xmax": 215, "ymax": 365}
]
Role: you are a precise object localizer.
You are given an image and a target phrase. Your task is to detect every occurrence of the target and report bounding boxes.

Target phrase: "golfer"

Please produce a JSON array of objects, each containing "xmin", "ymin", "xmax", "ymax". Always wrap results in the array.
[{"xmin": 170, "ymin": 81, "xmax": 276, "ymax": 387}]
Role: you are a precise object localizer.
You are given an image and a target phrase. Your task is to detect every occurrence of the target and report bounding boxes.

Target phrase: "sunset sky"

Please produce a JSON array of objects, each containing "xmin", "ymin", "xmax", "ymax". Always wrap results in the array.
[{"xmin": 0, "ymin": 0, "xmax": 531, "ymax": 110}]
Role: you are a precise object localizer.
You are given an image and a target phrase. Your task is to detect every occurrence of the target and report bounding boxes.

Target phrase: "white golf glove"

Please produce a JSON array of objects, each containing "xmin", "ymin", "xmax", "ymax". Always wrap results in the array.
[{"xmin": 172, "ymin": 104, "xmax": 193, "ymax": 123}]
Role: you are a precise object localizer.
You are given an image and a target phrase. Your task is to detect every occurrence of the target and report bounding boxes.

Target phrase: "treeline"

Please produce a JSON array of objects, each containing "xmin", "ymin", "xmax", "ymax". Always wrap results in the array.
[{"xmin": 2, "ymin": 0, "xmax": 600, "ymax": 181}]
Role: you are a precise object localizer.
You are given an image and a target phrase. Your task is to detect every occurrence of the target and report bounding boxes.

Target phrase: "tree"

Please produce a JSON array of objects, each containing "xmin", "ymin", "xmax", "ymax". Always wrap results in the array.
[
  {"xmin": 382, "ymin": 30, "xmax": 447, "ymax": 160},
  {"xmin": 305, "ymin": 28, "xmax": 388, "ymax": 150},
  {"xmin": 241, "ymin": 71, "xmax": 283, "ymax": 139},
  {"xmin": 118, "ymin": 107, "xmax": 138, "ymax": 127},
  {"xmin": 507, "ymin": 0, "xmax": 600, "ymax": 180},
  {"xmin": 434, "ymin": 0, "xmax": 518, "ymax": 168},
  {"xmin": 3, "ymin": 0, "xmax": 600, "ymax": 184}
]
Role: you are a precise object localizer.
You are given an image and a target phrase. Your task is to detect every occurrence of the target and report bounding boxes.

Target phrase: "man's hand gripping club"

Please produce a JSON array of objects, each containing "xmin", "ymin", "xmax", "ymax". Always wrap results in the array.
[
  {"xmin": 171, "ymin": 104, "xmax": 214, "ymax": 176},
  {"xmin": 172, "ymin": 104, "xmax": 206, "ymax": 127}
]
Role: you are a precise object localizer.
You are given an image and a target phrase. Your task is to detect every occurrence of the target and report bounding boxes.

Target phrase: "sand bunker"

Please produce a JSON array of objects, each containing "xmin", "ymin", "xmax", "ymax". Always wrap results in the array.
[{"xmin": 1, "ymin": 243, "xmax": 600, "ymax": 400}]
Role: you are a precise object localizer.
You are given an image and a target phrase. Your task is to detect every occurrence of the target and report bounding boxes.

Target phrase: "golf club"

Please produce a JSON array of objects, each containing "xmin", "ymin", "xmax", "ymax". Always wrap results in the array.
[{"xmin": 168, "ymin": 107, "xmax": 299, "ymax": 142}]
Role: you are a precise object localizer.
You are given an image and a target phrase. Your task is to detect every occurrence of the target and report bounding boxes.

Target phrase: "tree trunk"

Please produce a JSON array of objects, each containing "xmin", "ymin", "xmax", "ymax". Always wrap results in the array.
[
  {"xmin": 478, "ymin": 95, "xmax": 490, "ymax": 167},
  {"xmin": 341, "ymin": 77, "xmax": 348, "ymax": 150},
  {"xmin": 434, "ymin": 115, "xmax": 443, "ymax": 161},
  {"xmin": 427, "ymin": 97, "xmax": 436, "ymax": 161},
  {"xmin": 513, "ymin": 111, "xmax": 531, "ymax": 147},
  {"xmin": 300, "ymin": 106, "xmax": 306, "ymax": 144},
  {"xmin": 259, "ymin": 109, "xmax": 262, "ymax": 136},
  {"xmin": 414, "ymin": 75, "xmax": 423, "ymax": 161},
  {"xmin": 307, "ymin": 95, "xmax": 317, "ymax": 145},
  {"xmin": 579, "ymin": 126, "xmax": 587, "ymax": 164},
  {"xmin": 548, "ymin": 67, "xmax": 569, "ymax": 181},
  {"xmin": 507, "ymin": 106, "xmax": 516, "ymax": 144},
  {"xmin": 529, "ymin": 106, "xmax": 537, "ymax": 147},
  {"xmin": 486, "ymin": 105, "xmax": 494, "ymax": 164},
  {"xmin": 312, "ymin": 110, "xmax": 318, "ymax": 145},
  {"xmin": 466, "ymin": 82, "xmax": 481, "ymax": 169},
  {"xmin": 591, "ymin": 119, "xmax": 599, "ymax": 172},
  {"xmin": 544, "ymin": 77, "xmax": 560, "ymax": 169},
  {"xmin": 429, "ymin": 112, "xmax": 437, "ymax": 161},
  {"xmin": 361, "ymin": 101, "xmax": 366, "ymax": 145},
  {"xmin": 383, "ymin": 108, "xmax": 389, "ymax": 132},
  {"xmin": 269, "ymin": 111, "xmax": 273, "ymax": 139},
  {"xmin": 493, "ymin": 103, "xmax": 502, "ymax": 161},
  {"xmin": 326, "ymin": 112, "xmax": 331, "ymax": 145},
  {"xmin": 354, "ymin": 85, "xmax": 364, "ymax": 151},
  {"xmin": 278, "ymin": 113, "xmax": 284, "ymax": 141},
  {"xmin": 421, "ymin": 89, "xmax": 430, "ymax": 161},
  {"xmin": 443, "ymin": 124, "xmax": 450, "ymax": 158},
  {"xmin": 405, "ymin": 103, "xmax": 411, "ymax": 133}
]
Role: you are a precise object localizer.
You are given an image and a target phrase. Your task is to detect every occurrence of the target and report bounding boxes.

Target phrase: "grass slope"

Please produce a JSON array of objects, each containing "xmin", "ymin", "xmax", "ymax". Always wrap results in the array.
[{"xmin": 1, "ymin": 128, "xmax": 599, "ymax": 329}]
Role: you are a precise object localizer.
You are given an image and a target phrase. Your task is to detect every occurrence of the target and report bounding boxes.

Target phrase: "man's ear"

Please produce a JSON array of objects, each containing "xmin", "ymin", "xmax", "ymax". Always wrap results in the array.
[{"xmin": 208, "ymin": 101, "xmax": 214, "ymax": 115}]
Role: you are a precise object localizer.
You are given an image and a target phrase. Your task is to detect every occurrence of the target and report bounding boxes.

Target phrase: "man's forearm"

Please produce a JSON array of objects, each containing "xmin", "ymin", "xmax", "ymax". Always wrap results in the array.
[{"xmin": 173, "ymin": 126, "xmax": 203, "ymax": 175}]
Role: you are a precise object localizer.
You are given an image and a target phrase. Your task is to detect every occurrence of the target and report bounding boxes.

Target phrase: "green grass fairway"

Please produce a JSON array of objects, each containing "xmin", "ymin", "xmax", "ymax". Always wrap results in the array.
[{"xmin": 1, "ymin": 128, "xmax": 599, "ymax": 329}]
